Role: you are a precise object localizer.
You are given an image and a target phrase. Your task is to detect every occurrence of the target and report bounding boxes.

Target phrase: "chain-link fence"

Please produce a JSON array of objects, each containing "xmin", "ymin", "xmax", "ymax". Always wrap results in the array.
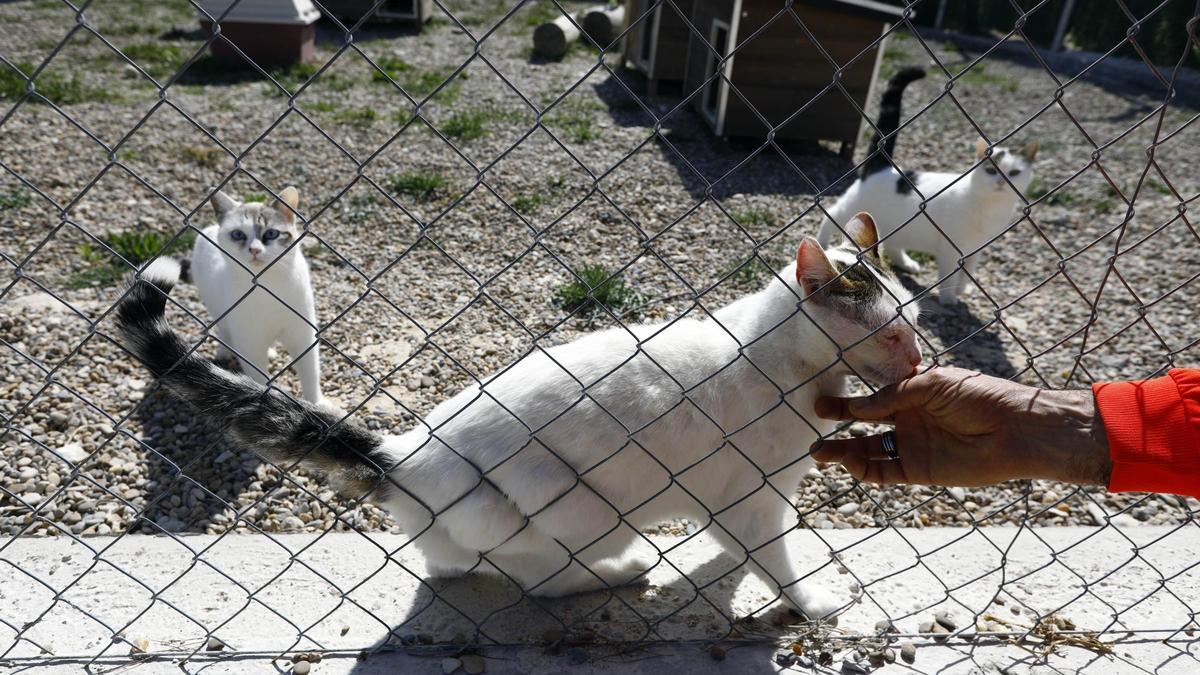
[{"xmin": 2, "ymin": 0, "xmax": 1200, "ymax": 671}]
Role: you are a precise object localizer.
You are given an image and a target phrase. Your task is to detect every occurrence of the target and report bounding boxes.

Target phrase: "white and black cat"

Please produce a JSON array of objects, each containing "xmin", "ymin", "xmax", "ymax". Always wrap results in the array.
[
  {"xmin": 818, "ymin": 67, "xmax": 1038, "ymax": 305},
  {"xmin": 190, "ymin": 187, "xmax": 324, "ymax": 404},
  {"xmin": 117, "ymin": 214, "xmax": 921, "ymax": 621}
]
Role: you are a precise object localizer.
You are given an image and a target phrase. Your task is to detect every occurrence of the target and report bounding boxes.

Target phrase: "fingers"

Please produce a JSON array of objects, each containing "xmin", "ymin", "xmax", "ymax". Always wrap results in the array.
[
  {"xmin": 811, "ymin": 435, "xmax": 909, "ymax": 485},
  {"xmin": 815, "ymin": 370, "xmax": 943, "ymax": 422}
]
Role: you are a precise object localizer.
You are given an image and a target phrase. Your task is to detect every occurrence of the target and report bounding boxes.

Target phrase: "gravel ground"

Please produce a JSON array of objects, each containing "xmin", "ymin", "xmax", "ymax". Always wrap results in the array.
[{"xmin": 2, "ymin": 1, "xmax": 1199, "ymax": 543}]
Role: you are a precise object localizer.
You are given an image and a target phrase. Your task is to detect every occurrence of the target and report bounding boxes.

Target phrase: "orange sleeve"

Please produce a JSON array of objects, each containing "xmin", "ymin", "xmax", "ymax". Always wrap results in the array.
[{"xmin": 1092, "ymin": 369, "xmax": 1200, "ymax": 498}]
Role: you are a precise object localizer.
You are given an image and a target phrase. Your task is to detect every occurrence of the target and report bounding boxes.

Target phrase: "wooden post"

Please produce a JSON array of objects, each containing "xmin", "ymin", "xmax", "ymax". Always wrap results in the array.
[
  {"xmin": 582, "ymin": 5, "xmax": 626, "ymax": 48},
  {"xmin": 533, "ymin": 12, "xmax": 582, "ymax": 58}
]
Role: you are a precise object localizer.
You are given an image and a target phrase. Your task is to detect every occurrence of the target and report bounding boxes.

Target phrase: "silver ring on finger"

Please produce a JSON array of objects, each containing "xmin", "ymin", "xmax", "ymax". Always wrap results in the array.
[{"xmin": 881, "ymin": 431, "xmax": 900, "ymax": 461}]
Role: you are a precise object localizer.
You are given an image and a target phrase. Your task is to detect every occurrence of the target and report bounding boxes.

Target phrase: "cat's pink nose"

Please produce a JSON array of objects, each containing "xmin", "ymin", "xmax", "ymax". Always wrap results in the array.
[{"xmin": 249, "ymin": 246, "xmax": 263, "ymax": 257}]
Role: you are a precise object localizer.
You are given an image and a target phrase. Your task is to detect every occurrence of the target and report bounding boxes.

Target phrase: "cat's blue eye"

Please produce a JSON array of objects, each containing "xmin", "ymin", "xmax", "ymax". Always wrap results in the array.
[
  {"xmin": 262, "ymin": 229, "xmax": 280, "ymax": 242},
  {"xmin": 230, "ymin": 230, "xmax": 246, "ymax": 241},
  {"xmin": 1008, "ymin": 169, "xmax": 1021, "ymax": 176}
]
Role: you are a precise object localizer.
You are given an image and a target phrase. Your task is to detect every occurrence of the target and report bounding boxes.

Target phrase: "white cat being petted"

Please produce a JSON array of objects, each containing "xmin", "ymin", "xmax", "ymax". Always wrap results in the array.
[{"xmin": 117, "ymin": 212, "xmax": 920, "ymax": 622}]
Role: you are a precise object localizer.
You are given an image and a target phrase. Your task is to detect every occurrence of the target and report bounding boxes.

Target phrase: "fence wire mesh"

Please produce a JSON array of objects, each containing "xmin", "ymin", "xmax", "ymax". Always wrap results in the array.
[{"xmin": 2, "ymin": 0, "xmax": 1200, "ymax": 670}]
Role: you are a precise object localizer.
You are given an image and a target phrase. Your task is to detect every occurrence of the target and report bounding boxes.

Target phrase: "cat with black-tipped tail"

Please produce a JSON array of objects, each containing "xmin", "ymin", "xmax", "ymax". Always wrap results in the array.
[
  {"xmin": 189, "ymin": 186, "xmax": 324, "ymax": 404},
  {"xmin": 117, "ymin": 212, "xmax": 921, "ymax": 622},
  {"xmin": 818, "ymin": 67, "xmax": 1038, "ymax": 306}
]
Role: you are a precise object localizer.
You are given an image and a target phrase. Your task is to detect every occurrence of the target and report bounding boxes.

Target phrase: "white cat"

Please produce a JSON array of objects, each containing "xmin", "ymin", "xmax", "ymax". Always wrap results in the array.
[
  {"xmin": 118, "ymin": 213, "xmax": 921, "ymax": 621},
  {"xmin": 817, "ymin": 67, "xmax": 1038, "ymax": 305},
  {"xmin": 190, "ymin": 186, "xmax": 323, "ymax": 404}
]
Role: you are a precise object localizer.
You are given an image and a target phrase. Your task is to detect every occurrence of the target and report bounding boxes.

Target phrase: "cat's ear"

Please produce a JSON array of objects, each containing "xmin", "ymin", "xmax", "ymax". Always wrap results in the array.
[
  {"xmin": 975, "ymin": 138, "xmax": 988, "ymax": 161},
  {"xmin": 1022, "ymin": 140, "xmax": 1039, "ymax": 161},
  {"xmin": 271, "ymin": 186, "xmax": 300, "ymax": 223},
  {"xmin": 795, "ymin": 237, "xmax": 839, "ymax": 298},
  {"xmin": 210, "ymin": 190, "xmax": 237, "ymax": 219},
  {"xmin": 844, "ymin": 211, "xmax": 879, "ymax": 252}
]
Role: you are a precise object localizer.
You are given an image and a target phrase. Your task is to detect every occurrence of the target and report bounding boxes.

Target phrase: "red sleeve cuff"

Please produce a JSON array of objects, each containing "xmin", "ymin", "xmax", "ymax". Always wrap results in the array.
[{"xmin": 1092, "ymin": 370, "xmax": 1200, "ymax": 498}]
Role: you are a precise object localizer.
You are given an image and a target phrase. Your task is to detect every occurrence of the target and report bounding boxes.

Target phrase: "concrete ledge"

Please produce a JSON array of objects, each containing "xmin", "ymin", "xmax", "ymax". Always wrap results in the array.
[{"xmin": 2, "ymin": 527, "xmax": 1198, "ymax": 673}]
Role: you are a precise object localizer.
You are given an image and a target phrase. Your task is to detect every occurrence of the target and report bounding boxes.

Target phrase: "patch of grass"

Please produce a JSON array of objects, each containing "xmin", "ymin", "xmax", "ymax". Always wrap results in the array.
[
  {"xmin": 371, "ymin": 56, "xmax": 462, "ymax": 100},
  {"xmin": 555, "ymin": 265, "xmax": 641, "ymax": 316},
  {"xmin": 1146, "ymin": 178, "xmax": 1173, "ymax": 196},
  {"xmin": 523, "ymin": 1, "xmax": 564, "ymax": 26},
  {"xmin": 1026, "ymin": 179, "xmax": 1079, "ymax": 206},
  {"xmin": 722, "ymin": 256, "xmax": 772, "ymax": 286},
  {"xmin": 0, "ymin": 60, "xmax": 115, "ymax": 104},
  {"xmin": 0, "ymin": 189, "xmax": 32, "ymax": 210},
  {"xmin": 948, "ymin": 63, "xmax": 1018, "ymax": 92},
  {"xmin": 182, "ymin": 144, "xmax": 225, "ymax": 168},
  {"xmin": 442, "ymin": 109, "xmax": 488, "ymax": 140},
  {"xmin": 122, "ymin": 41, "xmax": 185, "ymax": 76},
  {"xmin": 116, "ymin": 148, "xmax": 142, "ymax": 163},
  {"xmin": 308, "ymin": 100, "xmax": 339, "ymax": 113},
  {"xmin": 243, "ymin": 193, "xmax": 268, "ymax": 203},
  {"xmin": 70, "ymin": 230, "xmax": 196, "ymax": 289},
  {"xmin": 1093, "ymin": 198, "xmax": 1116, "ymax": 214},
  {"xmin": 332, "ymin": 106, "xmax": 379, "ymax": 126},
  {"xmin": 908, "ymin": 250, "xmax": 936, "ymax": 265},
  {"xmin": 547, "ymin": 109, "xmax": 597, "ymax": 143},
  {"xmin": 511, "ymin": 194, "xmax": 544, "ymax": 215},
  {"xmin": 733, "ymin": 209, "xmax": 777, "ymax": 228},
  {"xmin": 389, "ymin": 171, "xmax": 446, "ymax": 202}
]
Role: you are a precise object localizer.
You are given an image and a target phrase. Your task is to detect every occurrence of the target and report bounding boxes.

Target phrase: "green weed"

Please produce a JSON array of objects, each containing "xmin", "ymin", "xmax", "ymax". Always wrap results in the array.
[
  {"xmin": 390, "ymin": 171, "xmax": 446, "ymax": 202},
  {"xmin": 555, "ymin": 265, "xmax": 641, "ymax": 316}
]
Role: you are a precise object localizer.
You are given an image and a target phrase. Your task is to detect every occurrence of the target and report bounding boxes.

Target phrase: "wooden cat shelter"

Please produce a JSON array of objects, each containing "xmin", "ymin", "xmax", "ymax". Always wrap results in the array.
[
  {"xmin": 623, "ymin": 0, "xmax": 698, "ymax": 95},
  {"xmin": 686, "ymin": 0, "xmax": 906, "ymax": 153}
]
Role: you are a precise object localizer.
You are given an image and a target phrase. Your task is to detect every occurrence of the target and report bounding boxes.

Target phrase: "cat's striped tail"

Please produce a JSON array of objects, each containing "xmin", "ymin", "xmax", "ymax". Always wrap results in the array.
[
  {"xmin": 859, "ymin": 66, "xmax": 926, "ymax": 179},
  {"xmin": 114, "ymin": 258, "xmax": 391, "ymax": 497}
]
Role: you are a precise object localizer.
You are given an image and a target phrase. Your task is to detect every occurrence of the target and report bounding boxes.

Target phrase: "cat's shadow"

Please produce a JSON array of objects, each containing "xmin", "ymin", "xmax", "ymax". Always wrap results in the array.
[
  {"xmin": 901, "ymin": 275, "xmax": 1019, "ymax": 379},
  {"xmin": 346, "ymin": 549, "xmax": 792, "ymax": 671}
]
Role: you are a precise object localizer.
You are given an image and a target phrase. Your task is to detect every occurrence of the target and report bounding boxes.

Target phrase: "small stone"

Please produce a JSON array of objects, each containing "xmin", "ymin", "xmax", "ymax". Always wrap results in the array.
[
  {"xmin": 441, "ymin": 657, "xmax": 461, "ymax": 674},
  {"xmin": 340, "ymin": 625, "xmax": 350, "ymax": 636},
  {"xmin": 935, "ymin": 610, "xmax": 957, "ymax": 630},
  {"xmin": 292, "ymin": 661, "xmax": 310, "ymax": 675},
  {"xmin": 460, "ymin": 654, "xmax": 485, "ymax": 674},
  {"xmin": 775, "ymin": 651, "xmax": 797, "ymax": 667},
  {"xmin": 59, "ymin": 442, "xmax": 87, "ymax": 464},
  {"xmin": 883, "ymin": 648, "xmax": 896, "ymax": 664},
  {"xmin": 708, "ymin": 644, "xmax": 726, "ymax": 661},
  {"xmin": 867, "ymin": 650, "xmax": 886, "ymax": 667},
  {"xmin": 837, "ymin": 503, "xmax": 859, "ymax": 516},
  {"xmin": 947, "ymin": 486, "xmax": 966, "ymax": 502},
  {"xmin": 206, "ymin": 637, "xmax": 225, "ymax": 651},
  {"xmin": 900, "ymin": 641, "xmax": 917, "ymax": 664},
  {"xmin": 841, "ymin": 656, "xmax": 869, "ymax": 673},
  {"xmin": 130, "ymin": 637, "xmax": 149, "ymax": 655},
  {"xmin": 47, "ymin": 411, "xmax": 70, "ymax": 430},
  {"xmin": 420, "ymin": 376, "xmax": 435, "ymax": 388},
  {"xmin": 874, "ymin": 619, "xmax": 897, "ymax": 634}
]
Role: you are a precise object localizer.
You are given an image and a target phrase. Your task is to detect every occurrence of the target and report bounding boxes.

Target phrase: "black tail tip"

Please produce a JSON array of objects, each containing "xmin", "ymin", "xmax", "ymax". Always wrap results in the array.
[
  {"xmin": 116, "ymin": 258, "xmax": 181, "ymax": 329},
  {"xmin": 891, "ymin": 66, "xmax": 926, "ymax": 85}
]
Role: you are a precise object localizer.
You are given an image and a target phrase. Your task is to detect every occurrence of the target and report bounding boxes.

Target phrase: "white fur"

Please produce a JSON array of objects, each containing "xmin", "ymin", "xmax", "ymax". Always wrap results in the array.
[
  {"xmin": 818, "ymin": 146, "xmax": 1035, "ymax": 305},
  {"xmin": 367, "ymin": 236, "xmax": 920, "ymax": 620},
  {"xmin": 190, "ymin": 192, "xmax": 323, "ymax": 404}
]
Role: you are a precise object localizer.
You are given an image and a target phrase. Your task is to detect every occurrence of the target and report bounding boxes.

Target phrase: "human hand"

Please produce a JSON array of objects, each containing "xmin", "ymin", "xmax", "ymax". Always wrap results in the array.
[{"xmin": 810, "ymin": 367, "xmax": 1111, "ymax": 487}]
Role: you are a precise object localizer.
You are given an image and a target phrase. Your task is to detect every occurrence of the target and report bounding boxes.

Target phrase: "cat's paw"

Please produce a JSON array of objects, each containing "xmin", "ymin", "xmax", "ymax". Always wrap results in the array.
[
  {"xmin": 937, "ymin": 292, "xmax": 961, "ymax": 306},
  {"xmin": 783, "ymin": 584, "xmax": 846, "ymax": 624},
  {"xmin": 892, "ymin": 253, "xmax": 922, "ymax": 273}
]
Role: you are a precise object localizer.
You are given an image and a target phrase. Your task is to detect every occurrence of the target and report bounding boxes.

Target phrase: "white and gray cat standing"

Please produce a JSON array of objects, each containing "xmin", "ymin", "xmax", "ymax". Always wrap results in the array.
[
  {"xmin": 119, "ymin": 214, "xmax": 921, "ymax": 622},
  {"xmin": 818, "ymin": 67, "xmax": 1038, "ymax": 305},
  {"xmin": 190, "ymin": 187, "xmax": 323, "ymax": 404}
]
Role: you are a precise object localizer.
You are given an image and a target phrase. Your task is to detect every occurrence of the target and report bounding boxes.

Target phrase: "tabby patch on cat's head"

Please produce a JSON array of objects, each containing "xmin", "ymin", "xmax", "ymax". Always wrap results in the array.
[
  {"xmin": 210, "ymin": 187, "xmax": 302, "ymax": 269},
  {"xmin": 794, "ymin": 211, "xmax": 922, "ymax": 384}
]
